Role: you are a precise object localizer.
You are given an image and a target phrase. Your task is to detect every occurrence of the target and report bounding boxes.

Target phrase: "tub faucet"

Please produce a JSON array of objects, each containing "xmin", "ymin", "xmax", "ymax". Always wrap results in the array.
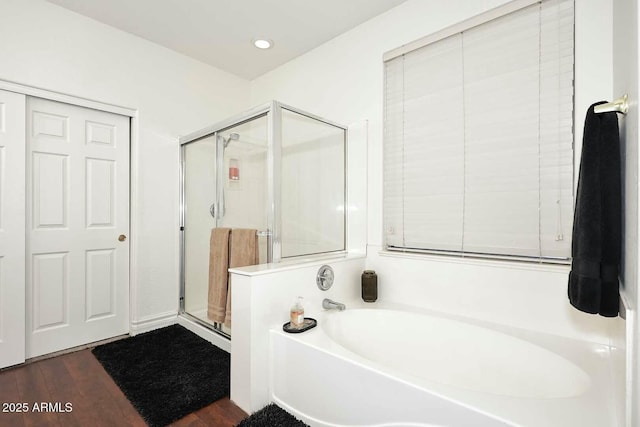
[{"xmin": 322, "ymin": 298, "xmax": 346, "ymax": 311}]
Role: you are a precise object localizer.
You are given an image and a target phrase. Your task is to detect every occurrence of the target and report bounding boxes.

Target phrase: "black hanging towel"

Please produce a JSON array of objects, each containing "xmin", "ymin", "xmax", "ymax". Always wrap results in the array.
[{"xmin": 568, "ymin": 102, "xmax": 621, "ymax": 317}]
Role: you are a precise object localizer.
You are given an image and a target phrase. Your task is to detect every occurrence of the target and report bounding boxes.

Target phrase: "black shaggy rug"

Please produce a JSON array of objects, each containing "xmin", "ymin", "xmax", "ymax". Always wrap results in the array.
[
  {"xmin": 236, "ymin": 404, "xmax": 309, "ymax": 427},
  {"xmin": 92, "ymin": 325, "xmax": 230, "ymax": 427}
]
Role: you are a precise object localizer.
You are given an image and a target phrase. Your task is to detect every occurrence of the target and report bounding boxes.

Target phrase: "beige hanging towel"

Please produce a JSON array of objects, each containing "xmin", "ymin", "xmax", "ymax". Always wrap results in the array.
[
  {"xmin": 207, "ymin": 227, "xmax": 231, "ymax": 323},
  {"xmin": 224, "ymin": 228, "xmax": 259, "ymax": 328}
]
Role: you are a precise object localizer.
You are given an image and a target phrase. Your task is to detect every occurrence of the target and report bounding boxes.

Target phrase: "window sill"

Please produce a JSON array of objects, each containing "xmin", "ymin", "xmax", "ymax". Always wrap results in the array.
[{"xmin": 378, "ymin": 248, "xmax": 571, "ymax": 274}]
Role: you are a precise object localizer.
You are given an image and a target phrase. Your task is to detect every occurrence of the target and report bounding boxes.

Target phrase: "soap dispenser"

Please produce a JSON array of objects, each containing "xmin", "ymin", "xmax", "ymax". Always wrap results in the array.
[{"xmin": 290, "ymin": 297, "xmax": 305, "ymax": 328}]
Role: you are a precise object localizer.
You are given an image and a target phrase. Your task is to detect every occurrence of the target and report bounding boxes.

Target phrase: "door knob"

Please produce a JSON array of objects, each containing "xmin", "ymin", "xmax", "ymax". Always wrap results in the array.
[{"xmin": 118, "ymin": 234, "xmax": 127, "ymax": 242}]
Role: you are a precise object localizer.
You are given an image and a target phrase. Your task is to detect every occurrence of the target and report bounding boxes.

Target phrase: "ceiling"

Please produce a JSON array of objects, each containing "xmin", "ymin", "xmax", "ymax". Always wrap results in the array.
[{"xmin": 45, "ymin": 0, "xmax": 408, "ymax": 80}]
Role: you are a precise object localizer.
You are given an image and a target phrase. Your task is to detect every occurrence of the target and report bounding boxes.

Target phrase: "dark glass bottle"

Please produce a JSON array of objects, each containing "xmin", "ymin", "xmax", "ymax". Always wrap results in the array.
[{"xmin": 361, "ymin": 270, "xmax": 377, "ymax": 302}]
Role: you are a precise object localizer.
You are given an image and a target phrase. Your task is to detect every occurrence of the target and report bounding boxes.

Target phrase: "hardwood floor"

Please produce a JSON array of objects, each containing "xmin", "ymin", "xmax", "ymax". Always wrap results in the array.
[{"xmin": 0, "ymin": 349, "xmax": 248, "ymax": 427}]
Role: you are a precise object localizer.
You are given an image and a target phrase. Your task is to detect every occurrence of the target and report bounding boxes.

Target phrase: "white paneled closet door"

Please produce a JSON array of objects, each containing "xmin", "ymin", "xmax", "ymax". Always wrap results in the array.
[
  {"xmin": 0, "ymin": 90, "xmax": 26, "ymax": 369},
  {"xmin": 26, "ymin": 97, "xmax": 130, "ymax": 358}
]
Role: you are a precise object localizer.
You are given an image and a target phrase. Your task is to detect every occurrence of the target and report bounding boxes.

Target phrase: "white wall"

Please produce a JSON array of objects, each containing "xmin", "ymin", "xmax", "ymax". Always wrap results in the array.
[
  {"xmin": 249, "ymin": 0, "xmax": 624, "ymax": 342},
  {"xmin": 612, "ymin": 1, "xmax": 640, "ymax": 425},
  {"xmin": 0, "ymin": 0, "xmax": 250, "ymax": 326}
]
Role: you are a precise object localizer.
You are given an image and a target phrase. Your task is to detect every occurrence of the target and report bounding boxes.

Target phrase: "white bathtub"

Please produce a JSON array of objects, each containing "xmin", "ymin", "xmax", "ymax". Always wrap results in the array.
[{"xmin": 269, "ymin": 305, "xmax": 618, "ymax": 427}]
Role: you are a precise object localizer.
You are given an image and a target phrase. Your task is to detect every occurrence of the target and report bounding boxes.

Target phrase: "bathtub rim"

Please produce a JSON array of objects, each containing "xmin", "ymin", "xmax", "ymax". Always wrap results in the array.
[{"xmin": 268, "ymin": 301, "xmax": 617, "ymax": 427}]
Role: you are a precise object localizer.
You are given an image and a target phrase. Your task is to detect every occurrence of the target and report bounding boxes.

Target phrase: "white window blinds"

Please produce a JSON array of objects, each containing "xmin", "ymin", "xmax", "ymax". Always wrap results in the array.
[{"xmin": 383, "ymin": 0, "xmax": 574, "ymax": 260}]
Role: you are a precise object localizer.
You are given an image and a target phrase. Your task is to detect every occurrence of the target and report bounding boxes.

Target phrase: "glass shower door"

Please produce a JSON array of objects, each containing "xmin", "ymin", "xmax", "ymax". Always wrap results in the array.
[
  {"xmin": 182, "ymin": 114, "xmax": 269, "ymax": 332},
  {"xmin": 182, "ymin": 134, "xmax": 217, "ymax": 327}
]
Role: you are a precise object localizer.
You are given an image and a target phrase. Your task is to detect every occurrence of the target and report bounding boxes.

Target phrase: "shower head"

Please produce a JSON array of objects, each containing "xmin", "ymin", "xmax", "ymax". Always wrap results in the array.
[{"xmin": 222, "ymin": 132, "xmax": 240, "ymax": 148}]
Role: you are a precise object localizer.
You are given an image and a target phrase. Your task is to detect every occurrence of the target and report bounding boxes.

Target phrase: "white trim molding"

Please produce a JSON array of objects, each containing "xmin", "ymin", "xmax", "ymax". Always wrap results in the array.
[
  {"xmin": 128, "ymin": 115, "xmax": 141, "ymax": 333},
  {"xmin": 0, "ymin": 78, "xmax": 137, "ymax": 118},
  {"xmin": 129, "ymin": 311, "xmax": 178, "ymax": 336}
]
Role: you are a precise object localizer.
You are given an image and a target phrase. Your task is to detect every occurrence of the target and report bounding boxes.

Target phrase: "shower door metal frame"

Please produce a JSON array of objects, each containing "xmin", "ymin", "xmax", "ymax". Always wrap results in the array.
[{"xmin": 178, "ymin": 100, "xmax": 348, "ymax": 337}]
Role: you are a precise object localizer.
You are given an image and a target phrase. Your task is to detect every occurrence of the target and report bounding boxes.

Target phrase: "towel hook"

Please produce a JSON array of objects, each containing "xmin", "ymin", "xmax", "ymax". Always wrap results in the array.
[{"xmin": 594, "ymin": 94, "xmax": 628, "ymax": 115}]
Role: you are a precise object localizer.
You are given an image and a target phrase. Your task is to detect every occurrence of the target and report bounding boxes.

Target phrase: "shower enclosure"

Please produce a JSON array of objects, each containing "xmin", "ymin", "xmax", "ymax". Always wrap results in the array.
[{"xmin": 179, "ymin": 101, "xmax": 347, "ymax": 336}]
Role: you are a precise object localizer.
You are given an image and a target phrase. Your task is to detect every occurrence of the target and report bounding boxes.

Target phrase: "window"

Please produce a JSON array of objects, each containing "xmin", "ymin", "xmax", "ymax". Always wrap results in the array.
[{"xmin": 383, "ymin": 0, "xmax": 574, "ymax": 260}]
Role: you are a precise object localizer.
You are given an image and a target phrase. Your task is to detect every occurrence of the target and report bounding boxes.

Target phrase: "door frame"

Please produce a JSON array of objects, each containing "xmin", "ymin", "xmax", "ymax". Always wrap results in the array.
[{"xmin": 0, "ymin": 78, "xmax": 139, "ymax": 337}]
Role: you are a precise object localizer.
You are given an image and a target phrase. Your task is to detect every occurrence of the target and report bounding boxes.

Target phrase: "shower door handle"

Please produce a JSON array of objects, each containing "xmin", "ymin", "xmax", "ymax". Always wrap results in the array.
[{"xmin": 209, "ymin": 203, "xmax": 216, "ymax": 219}]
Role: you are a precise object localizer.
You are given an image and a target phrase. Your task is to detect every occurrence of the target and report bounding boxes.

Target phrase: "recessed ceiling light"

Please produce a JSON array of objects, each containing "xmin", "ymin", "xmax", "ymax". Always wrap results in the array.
[{"xmin": 253, "ymin": 39, "xmax": 273, "ymax": 50}]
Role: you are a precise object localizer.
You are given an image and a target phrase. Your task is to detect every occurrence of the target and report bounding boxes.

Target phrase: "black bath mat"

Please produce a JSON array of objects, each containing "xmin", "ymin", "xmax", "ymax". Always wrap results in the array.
[
  {"xmin": 92, "ymin": 324, "xmax": 230, "ymax": 427},
  {"xmin": 236, "ymin": 404, "xmax": 309, "ymax": 427}
]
